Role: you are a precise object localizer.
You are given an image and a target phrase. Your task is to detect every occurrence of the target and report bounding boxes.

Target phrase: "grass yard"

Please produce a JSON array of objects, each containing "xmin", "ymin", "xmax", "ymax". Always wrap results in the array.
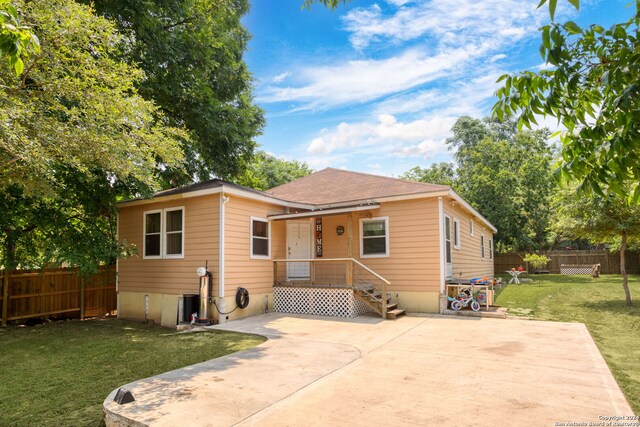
[
  {"xmin": 495, "ymin": 274, "xmax": 640, "ymax": 414},
  {"xmin": 0, "ymin": 318, "xmax": 266, "ymax": 427}
]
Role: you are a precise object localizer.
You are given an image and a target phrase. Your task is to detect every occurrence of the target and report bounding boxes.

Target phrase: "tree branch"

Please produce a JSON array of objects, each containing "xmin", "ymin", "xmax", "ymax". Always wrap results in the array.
[{"xmin": 163, "ymin": 17, "xmax": 195, "ymax": 30}]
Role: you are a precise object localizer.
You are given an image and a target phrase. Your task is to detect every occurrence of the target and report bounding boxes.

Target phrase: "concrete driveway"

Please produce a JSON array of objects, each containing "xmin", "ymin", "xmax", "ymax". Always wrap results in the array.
[{"xmin": 104, "ymin": 313, "xmax": 632, "ymax": 426}]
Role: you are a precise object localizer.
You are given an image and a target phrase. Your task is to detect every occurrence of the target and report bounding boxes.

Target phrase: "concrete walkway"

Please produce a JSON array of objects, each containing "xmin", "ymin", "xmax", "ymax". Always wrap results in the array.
[{"xmin": 104, "ymin": 313, "xmax": 632, "ymax": 426}]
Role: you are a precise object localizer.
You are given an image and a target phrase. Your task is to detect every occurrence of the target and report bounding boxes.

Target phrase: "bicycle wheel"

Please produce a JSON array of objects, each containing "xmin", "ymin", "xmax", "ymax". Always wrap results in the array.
[
  {"xmin": 451, "ymin": 300, "xmax": 462, "ymax": 311},
  {"xmin": 470, "ymin": 301, "xmax": 480, "ymax": 312}
]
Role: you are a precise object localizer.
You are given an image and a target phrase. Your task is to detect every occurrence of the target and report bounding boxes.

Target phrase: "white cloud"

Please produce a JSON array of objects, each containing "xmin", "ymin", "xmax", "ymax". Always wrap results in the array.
[
  {"xmin": 341, "ymin": 0, "xmax": 545, "ymax": 50},
  {"xmin": 385, "ymin": 0, "xmax": 413, "ymax": 6},
  {"xmin": 307, "ymin": 114, "xmax": 454, "ymax": 159},
  {"xmin": 392, "ymin": 139, "xmax": 445, "ymax": 157},
  {"xmin": 260, "ymin": 46, "xmax": 488, "ymax": 109},
  {"xmin": 534, "ymin": 62, "xmax": 555, "ymax": 71},
  {"xmin": 373, "ymin": 71, "xmax": 503, "ymax": 117},
  {"xmin": 272, "ymin": 72, "xmax": 291, "ymax": 83},
  {"xmin": 258, "ymin": 0, "xmax": 577, "ymax": 111}
]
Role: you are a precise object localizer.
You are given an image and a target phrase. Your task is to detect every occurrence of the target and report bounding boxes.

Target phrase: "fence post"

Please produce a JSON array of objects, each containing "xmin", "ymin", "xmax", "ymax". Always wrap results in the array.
[{"xmin": 2, "ymin": 270, "xmax": 10, "ymax": 326}]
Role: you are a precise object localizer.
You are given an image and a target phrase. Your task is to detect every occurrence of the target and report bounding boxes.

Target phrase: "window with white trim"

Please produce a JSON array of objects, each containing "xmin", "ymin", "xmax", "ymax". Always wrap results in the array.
[
  {"xmin": 164, "ymin": 208, "xmax": 184, "ymax": 257},
  {"xmin": 144, "ymin": 210, "xmax": 162, "ymax": 258},
  {"xmin": 444, "ymin": 215, "xmax": 452, "ymax": 265},
  {"xmin": 469, "ymin": 218, "xmax": 474, "ymax": 236},
  {"xmin": 481, "ymin": 234, "xmax": 485, "ymax": 259},
  {"xmin": 453, "ymin": 218, "xmax": 460, "ymax": 249},
  {"xmin": 143, "ymin": 207, "xmax": 184, "ymax": 259},
  {"xmin": 489, "ymin": 238, "xmax": 494, "ymax": 260},
  {"xmin": 360, "ymin": 217, "xmax": 389, "ymax": 257},
  {"xmin": 250, "ymin": 217, "xmax": 270, "ymax": 258}
]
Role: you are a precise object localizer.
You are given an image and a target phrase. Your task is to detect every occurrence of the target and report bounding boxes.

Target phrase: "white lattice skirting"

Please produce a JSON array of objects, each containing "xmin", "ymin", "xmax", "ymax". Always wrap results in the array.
[
  {"xmin": 274, "ymin": 286, "xmax": 372, "ymax": 318},
  {"xmin": 560, "ymin": 264, "xmax": 593, "ymax": 275}
]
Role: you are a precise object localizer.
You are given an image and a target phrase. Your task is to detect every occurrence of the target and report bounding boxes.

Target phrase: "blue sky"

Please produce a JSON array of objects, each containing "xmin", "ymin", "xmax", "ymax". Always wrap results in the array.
[{"xmin": 242, "ymin": 0, "xmax": 628, "ymax": 177}]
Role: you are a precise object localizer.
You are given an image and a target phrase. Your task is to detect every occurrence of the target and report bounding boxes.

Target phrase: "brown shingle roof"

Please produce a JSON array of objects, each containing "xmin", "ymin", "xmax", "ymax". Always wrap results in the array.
[{"xmin": 265, "ymin": 168, "xmax": 449, "ymax": 205}]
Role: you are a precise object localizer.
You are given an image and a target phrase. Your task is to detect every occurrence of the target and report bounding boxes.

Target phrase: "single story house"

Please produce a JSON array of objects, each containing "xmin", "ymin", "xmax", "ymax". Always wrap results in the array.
[{"xmin": 117, "ymin": 168, "xmax": 496, "ymax": 327}]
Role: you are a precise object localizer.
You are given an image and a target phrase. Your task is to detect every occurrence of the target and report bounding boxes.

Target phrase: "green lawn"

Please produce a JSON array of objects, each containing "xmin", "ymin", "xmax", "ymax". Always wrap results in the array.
[
  {"xmin": 495, "ymin": 274, "xmax": 640, "ymax": 414},
  {"xmin": 0, "ymin": 318, "xmax": 266, "ymax": 427}
]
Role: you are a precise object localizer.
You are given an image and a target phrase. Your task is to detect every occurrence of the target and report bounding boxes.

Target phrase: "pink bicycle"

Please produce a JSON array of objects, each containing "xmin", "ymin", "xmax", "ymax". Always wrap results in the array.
[{"xmin": 447, "ymin": 288, "xmax": 481, "ymax": 312}]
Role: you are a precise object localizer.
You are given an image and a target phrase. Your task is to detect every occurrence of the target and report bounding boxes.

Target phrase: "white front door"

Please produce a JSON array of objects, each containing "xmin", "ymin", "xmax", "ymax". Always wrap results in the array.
[
  {"xmin": 444, "ymin": 215, "xmax": 453, "ymax": 278},
  {"xmin": 287, "ymin": 221, "xmax": 312, "ymax": 280}
]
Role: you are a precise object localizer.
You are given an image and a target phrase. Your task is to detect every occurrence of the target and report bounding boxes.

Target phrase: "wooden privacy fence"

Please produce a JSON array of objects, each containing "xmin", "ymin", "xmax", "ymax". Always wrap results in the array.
[
  {"xmin": 0, "ymin": 266, "xmax": 116, "ymax": 326},
  {"xmin": 494, "ymin": 250, "xmax": 640, "ymax": 275}
]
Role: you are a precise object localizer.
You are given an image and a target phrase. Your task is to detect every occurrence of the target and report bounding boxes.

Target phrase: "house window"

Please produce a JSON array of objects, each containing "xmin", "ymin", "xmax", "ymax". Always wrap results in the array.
[
  {"xmin": 444, "ymin": 215, "xmax": 452, "ymax": 264},
  {"xmin": 453, "ymin": 218, "xmax": 460, "ymax": 249},
  {"xmin": 144, "ymin": 211, "xmax": 162, "ymax": 258},
  {"xmin": 489, "ymin": 238, "xmax": 494, "ymax": 260},
  {"xmin": 481, "ymin": 234, "xmax": 485, "ymax": 259},
  {"xmin": 360, "ymin": 217, "xmax": 389, "ymax": 257},
  {"xmin": 164, "ymin": 208, "xmax": 184, "ymax": 258},
  {"xmin": 143, "ymin": 207, "xmax": 184, "ymax": 259},
  {"xmin": 469, "ymin": 218, "xmax": 474, "ymax": 236},
  {"xmin": 251, "ymin": 217, "xmax": 270, "ymax": 258}
]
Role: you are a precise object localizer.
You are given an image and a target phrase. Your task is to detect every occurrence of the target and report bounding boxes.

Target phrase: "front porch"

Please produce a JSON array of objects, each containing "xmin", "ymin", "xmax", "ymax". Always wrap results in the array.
[
  {"xmin": 267, "ymin": 206, "xmax": 404, "ymax": 320},
  {"xmin": 271, "ymin": 258, "xmax": 404, "ymax": 320}
]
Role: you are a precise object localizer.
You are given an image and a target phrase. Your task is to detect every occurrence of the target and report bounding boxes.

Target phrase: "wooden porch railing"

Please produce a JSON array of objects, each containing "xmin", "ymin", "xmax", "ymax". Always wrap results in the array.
[{"xmin": 272, "ymin": 258, "xmax": 390, "ymax": 318}]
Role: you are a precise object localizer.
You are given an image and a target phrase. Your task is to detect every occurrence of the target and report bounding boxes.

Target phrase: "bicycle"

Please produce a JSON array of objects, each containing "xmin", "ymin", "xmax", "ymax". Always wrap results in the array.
[{"xmin": 447, "ymin": 287, "xmax": 481, "ymax": 312}]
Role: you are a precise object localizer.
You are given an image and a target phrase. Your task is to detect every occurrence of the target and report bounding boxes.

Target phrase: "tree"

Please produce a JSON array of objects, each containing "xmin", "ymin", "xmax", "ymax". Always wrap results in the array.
[
  {"xmin": 235, "ymin": 151, "xmax": 313, "ymax": 191},
  {"xmin": 88, "ymin": 0, "xmax": 265, "ymax": 186},
  {"xmin": 552, "ymin": 184, "xmax": 640, "ymax": 305},
  {"xmin": 0, "ymin": 172, "xmax": 136, "ymax": 273},
  {"xmin": 400, "ymin": 163, "xmax": 457, "ymax": 188},
  {"xmin": 1, "ymin": 0, "xmax": 184, "ymax": 196},
  {"xmin": 0, "ymin": 1, "xmax": 39, "ymax": 75},
  {"xmin": 0, "ymin": 0, "xmax": 186, "ymax": 271},
  {"xmin": 493, "ymin": 2, "xmax": 640, "ymax": 202}
]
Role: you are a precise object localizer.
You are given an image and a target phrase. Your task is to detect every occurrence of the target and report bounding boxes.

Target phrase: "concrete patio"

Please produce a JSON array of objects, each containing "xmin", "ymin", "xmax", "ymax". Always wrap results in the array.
[{"xmin": 104, "ymin": 313, "xmax": 632, "ymax": 426}]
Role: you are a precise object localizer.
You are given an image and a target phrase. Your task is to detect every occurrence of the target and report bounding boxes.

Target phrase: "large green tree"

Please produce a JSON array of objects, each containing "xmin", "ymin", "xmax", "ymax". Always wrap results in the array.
[
  {"xmin": 553, "ymin": 184, "xmax": 640, "ymax": 305},
  {"xmin": 235, "ymin": 151, "xmax": 313, "ymax": 191},
  {"xmin": 88, "ymin": 0, "xmax": 265, "ymax": 186},
  {"xmin": 1, "ymin": 0, "xmax": 184, "ymax": 196},
  {"xmin": 454, "ymin": 121, "xmax": 554, "ymax": 252},
  {"xmin": 0, "ymin": 0, "xmax": 185, "ymax": 271},
  {"xmin": 493, "ymin": 1, "xmax": 640, "ymax": 202}
]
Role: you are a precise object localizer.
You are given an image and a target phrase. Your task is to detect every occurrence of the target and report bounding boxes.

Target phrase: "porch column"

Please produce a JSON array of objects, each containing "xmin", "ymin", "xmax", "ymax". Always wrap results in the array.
[{"xmin": 347, "ymin": 213, "xmax": 353, "ymax": 258}]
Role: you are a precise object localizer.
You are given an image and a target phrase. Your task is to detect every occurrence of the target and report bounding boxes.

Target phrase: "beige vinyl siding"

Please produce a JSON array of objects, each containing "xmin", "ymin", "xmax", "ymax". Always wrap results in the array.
[
  {"xmin": 223, "ymin": 196, "xmax": 286, "ymax": 296},
  {"xmin": 348, "ymin": 199, "xmax": 441, "ymax": 293},
  {"xmin": 444, "ymin": 198, "xmax": 494, "ymax": 279},
  {"xmin": 118, "ymin": 195, "xmax": 219, "ymax": 295}
]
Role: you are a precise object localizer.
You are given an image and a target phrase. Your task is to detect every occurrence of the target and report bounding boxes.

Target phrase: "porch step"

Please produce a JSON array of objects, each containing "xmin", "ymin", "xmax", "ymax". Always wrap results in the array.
[
  {"xmin": 354, "ymin": 288, "xmax": 404, "ymax": 320},
  {"xmin": 386, "ymin": 309, "xmax": 405, "ymax": 320}
]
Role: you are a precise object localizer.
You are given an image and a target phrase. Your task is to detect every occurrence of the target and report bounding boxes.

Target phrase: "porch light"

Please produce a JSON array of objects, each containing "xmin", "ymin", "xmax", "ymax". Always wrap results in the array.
[{"xmin": 336, "ymin": 226, "xmax": 345, "ymax": 236}]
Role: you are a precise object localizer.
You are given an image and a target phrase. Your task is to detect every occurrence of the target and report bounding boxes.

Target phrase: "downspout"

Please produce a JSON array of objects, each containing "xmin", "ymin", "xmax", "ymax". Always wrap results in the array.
[
  {"xmin": 218, "ymin": 193, "xmax": 228, "ymax": 323},
  {"xmin": 438, "ymin": 197, "xmax": 446, "ymax": 313}
]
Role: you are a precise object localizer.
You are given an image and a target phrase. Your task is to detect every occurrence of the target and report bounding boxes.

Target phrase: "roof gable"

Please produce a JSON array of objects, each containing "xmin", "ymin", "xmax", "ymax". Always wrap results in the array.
[{"xmin": 265, "ymin": 168, "xmax": 449, "ymax": 205}]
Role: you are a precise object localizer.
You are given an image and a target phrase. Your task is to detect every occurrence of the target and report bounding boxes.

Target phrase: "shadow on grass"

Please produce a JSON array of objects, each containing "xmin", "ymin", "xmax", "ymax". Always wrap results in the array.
[{"xmin": 580, "ymin": 300, "xmax": 640, "ymax": 316}]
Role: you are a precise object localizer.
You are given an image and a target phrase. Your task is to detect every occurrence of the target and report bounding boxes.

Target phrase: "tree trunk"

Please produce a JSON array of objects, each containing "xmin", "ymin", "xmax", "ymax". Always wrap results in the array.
[{"xmin": 620, "ymin": 231, "xmax": 632, "ymax": 306}]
